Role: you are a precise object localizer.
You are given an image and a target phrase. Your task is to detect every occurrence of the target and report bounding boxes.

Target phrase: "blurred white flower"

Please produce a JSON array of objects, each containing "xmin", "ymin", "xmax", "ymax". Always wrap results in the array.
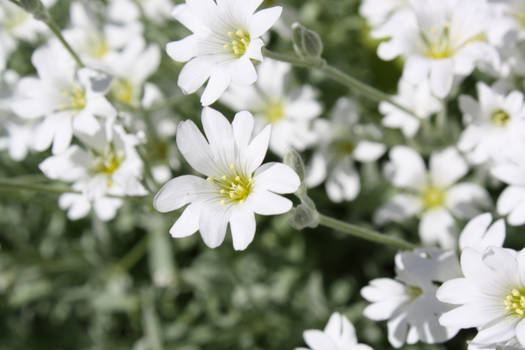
[
  {"xmin": 306, "ymin": 98, "xmax": 386, "ymax": 203},
  {"xmin": 39, "ymin": 122, "xmax": 147, "ymax": 221},
  {"xmin": 166, "ymin": 0, "xmax": 282, "ymax": 106},
  {"xmin": 438, "ymin": 247, "xmax": 525, "ymax": 348},
  {"xmin": 459, "ymin": 82, "xmax": 525, "ymax": 165},
  {"xmin": 0, "ymin": 1, "xmax": 55, "ymax": 71},
  {"xmin": 63, "ymin": 1, "xmax": 143, "ymax": 70},
  {"xmin": 107, "ymin": 41, "xmax": 161, "ymax": 107},
  {"xmin": 459, "ymin": 213, "xmax": 506, "ymax": 253},
  {"xmin": 359, "ymin": 0, "xmax": 409, "ymax": 28},
  {"xmin": 295, "ymin": 312, "xmax": 373, "ymax": 350},
  {"xmin": 109, "ymin": 0, "xmax": 174, "ymax": 25},
  {"xmin": 11, "ymin": 43, "xmax": 116, "ymax": 154},
  {"xmin": 220, "ymin": 59, "xmax": 321, "ymax": 156},
  {"xmin": 491, "ymin": 148, "xmax": 525, "ymax": 227},
  {"xmin": 153, "ymin": 108, "xmax": 300, "ymax": 250},
  {"xmin": 361, "ymin": 248, "xmax": 461, "ymax": 348},
  {"xmin": 375, "ymin": 146, "xmax": 491, "ymax": 248},
  {"xmin": 380, "ymin": 78, "xmax": 441, "ymax": 138},
  {"xmin": 375, "ymin": 0, "xmax": 498, "ymax": 98}
]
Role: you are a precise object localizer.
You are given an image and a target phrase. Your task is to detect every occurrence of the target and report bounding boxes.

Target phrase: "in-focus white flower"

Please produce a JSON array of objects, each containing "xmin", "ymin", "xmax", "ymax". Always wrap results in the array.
[
  {"xmin": 295, "ymin": 312, "xmax": 373, "ymax": 350},
  {"xmin": 375, "ymin": 146, "xmax": 491, "ymax": 248},
  {"xmin": 459, "ymin": 213, "xmax": 506, "ymax": 253},
  {"xmin": 153, "ymin": 107, "xmax": 300, "ymax": 250},
  {"xmin": 491, "ymin": 148, "xmax": 525, "ymax": 227},
  {"xmin": 306, "ymin": 98, "xmax": 386, "ymax": 203},
  {"xmin": 166, "ymin": 0, "xmax": 282, "ymax": 106},
  {"xmin": 220, "ymin": 59, "xmax": 321, "ymax": 156},
  {"xmin": 11, "ymin": 43, "xmax": 116, "ymax": 154},
  {"xmin": 63, "ymin": 2, "xmax": 144, "ymax": 70},
  {"xmin": 380, "ymin": 78, "xmax": 442, "ymax": 138},
  {"xmin": 459, "ymin": 82, "xmax": 525, "ymax": 165},
  {"xmin": 438, "ymin": 247, "xmax": 525, "ymax": 348},
  {"xmin": 361, "ymin": 248, "xmax": 461, "ymax": 348},
  {"xmin": 39, "ymin": 121, "xmax": 147, "ymax": 221},
  {"xmin": 375, "ymin": 0, "xmax": 498, "ymax": 98}
]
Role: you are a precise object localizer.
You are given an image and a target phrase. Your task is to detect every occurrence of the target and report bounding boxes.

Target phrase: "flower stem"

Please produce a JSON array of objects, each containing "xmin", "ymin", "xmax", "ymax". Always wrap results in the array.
[
  {"xmin": 44, "ymin": 17, "xmax": 85, "ymax": 67},
  {"xmin": 262, "ymin": 48, "xmax": 419, "ymax": 119},
  {"xmin": 0, "ymin": 179, "xmax": 78, "ymax": 195},
  {"xmin": 318, "ymin": 214, "xmax": 416, "ymax": 251}
]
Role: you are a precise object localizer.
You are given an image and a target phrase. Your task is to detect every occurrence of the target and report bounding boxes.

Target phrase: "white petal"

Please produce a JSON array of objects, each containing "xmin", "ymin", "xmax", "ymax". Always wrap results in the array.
[
  {"xmin": 430, "ymin": 147, "xmax": 468, "ymax": 188},
  {"xmin": 198, "ymin": 204, "xmax": 229, "ymax": 248},
  {"xmin": 353, "ymin": 141, "xmax": 386, "ymax": 162},
  {"xmin": 445, "ymin": 183, "xmax": 491, "ymax": 219},
  {"xmin": 202, "ymin": 107, "xmax": 234, "ymax": 154},
  {"xmin": 232, "ymin": 111, "xmax": 254, "ymax": 150},
  {"xmin": 473, "ymin": 318, "xmax": 519, "ymax": 345},
  {"xmin": 374, "ymin": 194, "xmax": 422, "ymax": 225},
  {"xmin": 497, "ymin": 186, "xmax": 525, "ymax": 216},
  {"xmin": 201, "ymin": 68, "xmax": 231, "ymax": 106},
  {"xmin": 229, "ymin": 206, "xmax": 256, "ymax": 251},
  {"xmin": 176, "ymin": 120, "xmax": 217, "ymax": 177},
  {"xmin": 516, "ymin": 318, "xmax": 525, "ymax": 347},
  {"xmin": 153, "ymin": 175, "xmax": 210, "ymax": 213},
  {"xmin": 430, "ymin": 59, "xmax": 454, "ymax": 98},
  {"xmin": 387, "ymin": 313, "xmax": 408, "ymax": 348},
  {"xmin": 251, "ymin": 190, "xmax": 292, "ymax": 215},
  {"xmin": 51, "ymin": 119, "xmax": 73, "ymax": 154},
  {"xmin": 229, "ymin": 57, "xmax": 257, "ymax": 85},
  {"xmin": 73, "ymin": 112, "xmax": 101, "ymax": 136},
  {"xmin": 166, "ymin": 35, "xmax": 197, "ymax": 62},
  {"xmin": 388, "ymin": 146, "xmax": 427, "ymax": 190},
  {"xmin": 248, "ymin": 6, "xmax": 282, "ymax": 38},
  {"xmin": 254, "ymin": 162, "xmax": 300, "ymax": 194},
  {"xmin": 459, "ymin": 213, "xmax": 505, "ymax": 252},
  {"xmin": 436, "ymin": 278, "xmax": 479, "ymax": 305},
  {"xmin": 303, "ymin": 330, "xmax": 338, "ymax": 350},
  {"xmin": 177, "ymin": 56, "xmax": 214, "ymax": 94},
  {"xmin": 245, "ymin": 124, "xmax": 271, "ymax": 173},
  {"xmin": 418, "ymin": 209, "xmax": 457, "ymax": 249},
  {"xmin": 94, "ymin": 197, "xmax": 123, "ymax": 221},
  {"xmin": 169, "ymin": 203, "xmax": 201, "ymax": 238}
]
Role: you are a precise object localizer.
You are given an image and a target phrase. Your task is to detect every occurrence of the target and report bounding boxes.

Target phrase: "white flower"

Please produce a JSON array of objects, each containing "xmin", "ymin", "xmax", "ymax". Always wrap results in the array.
[
  {"xmin": 106, "ymin": 41, "xmax": 161, "ymax": 107},
  {"xmin": 376, "ymin": 0, "xmax": 498, "ymax": 98},
  {"xmin": 220, "ymin": 59, "xmax": 321, "ymax": 156},
  {"xmin": 380, "ymin": 78, "xmax": 442, "ymax": 138},
  {"xmin": 359, "ymin": 0, "xmax": 409, "ymax": 28},
  {"xmin": 375, "ymin": 146, "xmax": 491, "ymax": 249},
  {"xmin": 361, "ymin": 248, "xmax": 461, "ymax": 348},
  {"xmin": 438, "ymin": 247, "xmax": 525, "ymax": 348},
  {"xmin": 459, "ymin": 82, "xmax": 525, "ymax": 165},
  {"xmin": 166, "ymin": 0, "xmax": 282, "ymax": 106},
  {"xmin": 63, "ymin": 2, "xmax": 144, "ymax": 70},
  {"xmin": 491, "ymin": 149, "xmax": 525, "ymax": 226},
  {"xmin": 306, "ymin": 98, "xmax": 386, "ymax": 203},
  {"xmin": 109, "ymin": 0, "xmax": 174, "ymax": 25},
  {"xmin": 11, "ymin": 43, "xmax": 116, "ymax": 154},
  {"xmin": 459, "ymin": 213, "xmax": 506, "ymax": 253},
  {"xmin": 39, "ymin": 121, "xmax": 147, "ymax": 221},
  {"xmin": 153, "ymin": 107, "xmax": 300, "ymax": 251},
  {"xmin": 295, "ymin": 312, "xmax": 373, "ymax": 350}
]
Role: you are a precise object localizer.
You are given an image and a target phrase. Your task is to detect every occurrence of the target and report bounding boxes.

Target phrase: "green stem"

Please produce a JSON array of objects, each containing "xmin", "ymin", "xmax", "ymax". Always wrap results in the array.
[
  {"xmin": 8, "ymin": 0, "xmax": 23, "ymax": 7},
  {"xmin": 44, "ymin": 18, "xmax": 84, "ymax": 67},
  {"xmin": 262, "ymin": 48, "xmax": 419, "ymax": 119},
  {"xmin": 0, "ymin": 179, "xmax": 78, "ymax": 195},
  {"xmin": 318, "ymin": 214, "xmax": 416, "ymax": 251},
  {"xmin": 113, "ymin": 235, "xmax": 149, "ymax": 274}
]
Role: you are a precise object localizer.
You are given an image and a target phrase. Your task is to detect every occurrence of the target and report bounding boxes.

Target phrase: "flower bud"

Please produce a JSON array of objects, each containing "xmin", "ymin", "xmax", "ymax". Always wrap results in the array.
[{"xmin": 292, "ymin": 22, "xmax": 324, "ymax": 59}]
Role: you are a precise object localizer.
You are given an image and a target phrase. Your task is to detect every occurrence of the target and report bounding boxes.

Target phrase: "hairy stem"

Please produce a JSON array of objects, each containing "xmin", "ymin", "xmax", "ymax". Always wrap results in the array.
[
  {"xmin": 263, "ymin": 48, "xmax": 419, "ymax": 119},
  {"xmin": 318, "ymin": 214, "xmax": 416, "ymax": 251},
  {"xmin": 44, "ymin": 18, "xmax": 85, "ymax": 67},
  {"xmin": 0, "ymin": 179, "xmax": 78, "ymax": 195}
]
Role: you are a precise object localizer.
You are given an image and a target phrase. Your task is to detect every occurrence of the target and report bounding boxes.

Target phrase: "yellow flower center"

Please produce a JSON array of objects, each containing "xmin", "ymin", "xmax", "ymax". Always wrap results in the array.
[
  {"xmin": 422, "ymin": 186, "xmax": 446, "ymax": 209},
  {"xmin": 111, "ymin": 79, "xmax": 135, "ymax": 105},
  {"xmin": 92, "ymin": 148, "xmax": 124, "ymax": 187},
  {"xmin": 491, "ymin": 109, "xmax": 510, "ymax": 127},
  {"xmin": 4, "ymin": 8, "xmax": 28, "ymax": 31},
  {"xmin": 87, "ymin": 35, "xmax": 109, "ymax": 59},
  {"xmin": 264, "ymin": 100, "xmax": 284, "ymax": 123},
  {"xmin": 208, "ymin": 164, "xmax": 253, "ymax": 204},
  {"xmin": 224, "ymin": 29, "xmax": 251, "ymax": 58},
  {"xmin": 504, "ymin": 288, "xmax": 525, "ymax": 317},
  {"xmin": 330, "ymin": 139, "xmax": 355, "ymax": 156},
  {"xmin": 60, "ymin": 86, "xmax": 87, "ymax": 112},
  {"xmin": 420, "ymin": 25, "xmax": 484, "ymax": 60},
  {"xmin": 517, "ymin": 13, "xmax": 525, "ymax": 29},
  {"xmin": 407, "ymin": 286, "xmax": 423, "ymax": 300}
]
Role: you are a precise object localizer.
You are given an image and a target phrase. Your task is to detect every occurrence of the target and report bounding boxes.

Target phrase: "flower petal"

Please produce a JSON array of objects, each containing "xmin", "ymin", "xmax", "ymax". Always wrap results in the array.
[
  {"xmin": 248, "ymin": 6, "xmax": 282, "ymax": 38},
  {"xmin": 430, "ymin": 147, "xmax": 468, "ymax": 188},
  {"xmin": 201, "ymin": 67, "xmax": 231, "ymax": 106},
  {"xmin": 251, "ymin": 190, "xmax": 292, "ymax": 215},
  {"xmin": 254, "ymin": 162, "xmax": 300, "ymax": 194},
  {"xmin": 176, "ymin": 120, "xmax": 217, "ymax": 177},
  {"xmin": 169, "ymin": 203, "xmax": 201, "ymax": 238},
  {"xmin": 153, "ymin": 175, "xmax": 210, "ymax": 213},
  {"xmin": 229, "ymin": 206, "xmax": 256, "ymax": 251}
]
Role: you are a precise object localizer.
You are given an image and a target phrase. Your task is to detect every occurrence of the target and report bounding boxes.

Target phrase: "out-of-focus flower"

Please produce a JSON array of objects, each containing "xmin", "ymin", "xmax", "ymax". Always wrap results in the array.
[
  {"xmin": 153, "ymin": 108, "xmax": 300, "ymax": 250},
  {"xmin": 166, "ymin": 0, "xmax": 282, "ymax": 106},
  {"xmin": 361, "ymin": 248, "xmax": 461, "ymax": 348},
  {"xmin": 109, "ymin": 0, "xmax": 174, "ymax": 25},
  {"xmin": 458, "ymin": 82, "xmax": 525, "ymax": 165},
  {"xmin": 11, "ymin": 43, "xmax": 116, "ymax": 154},
  {"xmin": 375, "ymin": 146, "xmax": 491, "ymax": 248},
  {"xmin": 220, "ymin": 59, "xmax": 321, "ymax": 156},
  {"xmin": 306, "ymin": 98, "xmax": 386, "ymax": 203},
  {"xmin": 0, "ymin": 0, "xmax": 55, "ymax": 71},
  {"xmin": 295, "ymin": 312, "xmax": 373, "ymax": 350},
  {"xmin": 39, "ymin": 121, "xmax": 147, "ymax": 221},
  {"xmin": 459, "ymin": 213, "xmax": 506, "ymax": 253},
  {"xmin": 359, "ymin": 0, "xmax": 409, "ymax": 28},
  {"xmin": 63, "ymin": 2, "xmax": 143, "ymax": 70},
  {"xmin": 438, "ymin": 247, "xmax": 525, "ymax": 348},
  {"xmin": 375, "ymin": 0, "xmax": 498, "ymax": 98},
  {"xmin": 380, "ymin": 79, "xmax": 442, "ymax": 138}
]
